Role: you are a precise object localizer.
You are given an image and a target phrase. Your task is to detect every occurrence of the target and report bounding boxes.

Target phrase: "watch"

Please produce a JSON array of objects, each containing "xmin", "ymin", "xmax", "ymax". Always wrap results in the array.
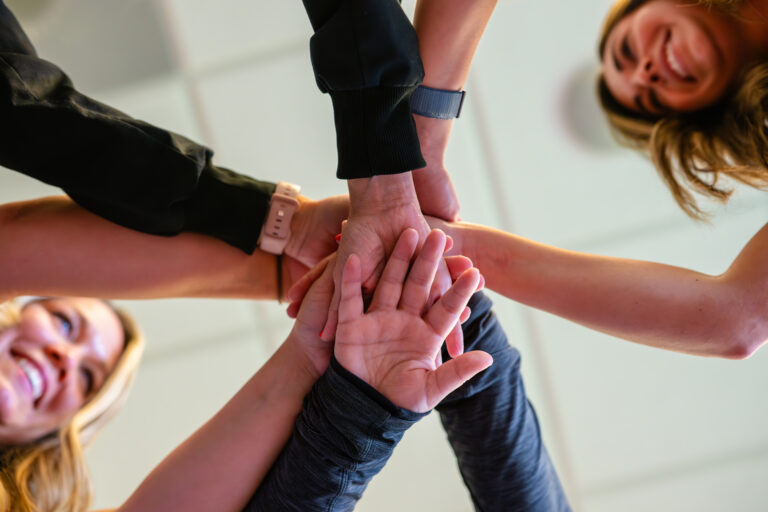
[
  {"xmin": 257, "ymin": 181, "xmax": 301, "ymax": 254},
  {"xmin": 410, "ymin": 85, "xmax": 466, "ymax": 119}
]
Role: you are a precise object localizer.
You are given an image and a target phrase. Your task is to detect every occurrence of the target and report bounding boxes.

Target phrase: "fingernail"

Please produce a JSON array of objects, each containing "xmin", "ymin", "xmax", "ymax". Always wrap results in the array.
[
  {"xmin": 334, "ymin": 233, "xmax": 342, "ymax": 242},
  {"xmin": 319, "ymin": 328, "xmax": 325, "ymax": 338}
]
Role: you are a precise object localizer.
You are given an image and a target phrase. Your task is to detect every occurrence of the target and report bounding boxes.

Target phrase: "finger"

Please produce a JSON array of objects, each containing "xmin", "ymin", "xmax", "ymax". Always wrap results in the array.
[
  {"xmin": 426, "ymin": 351, "xmax": 493, "ymax": 409},
  {"xmin": 445, "ymin": 255, "xmax": 473, "ymax": 281},
  {"xmin": 368, "ymin": 229, "xmax": 419, "ymax": 311},
  {"xmin": 337, "ymin": 254, "xmax": 365, "ymax": 325},
  {"xmin": 286, "ymin": 255, "xmax": 331, "ymax": 304},
  {"xmin": 286, "ymin": 301, "xmax": 300, "ymax": 318},
  {"xmin": 445, "ymin": 321, "xmax": 464, "ymax": 358},
  {"xmin": 444, "ymin": 235, "xmax": 454, "ymax": 253},
  {"xmin": 459, "ymin": 306, "xmax": 471, "ymax": 324},
  {"xmin": 399, "ymin": 230, "xmax": 447, "ymax": 314},
  {"xmin": 425, "ymin": 268, "xmax": 480, "ymax": 339},
  {"xmin": 320, "ymin": 302, "xmax": 338, "ymax": 342}
]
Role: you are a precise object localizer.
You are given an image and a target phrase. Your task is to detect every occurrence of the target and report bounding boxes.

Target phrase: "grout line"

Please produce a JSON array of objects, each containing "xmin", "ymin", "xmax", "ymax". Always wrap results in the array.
[
  {"xmin": 466, "ymin": 70, "xmax": 584, "ymax": 509},
  {"xmin": 583, "ymin": 442, "xmax": 768, "ymax": 499}
]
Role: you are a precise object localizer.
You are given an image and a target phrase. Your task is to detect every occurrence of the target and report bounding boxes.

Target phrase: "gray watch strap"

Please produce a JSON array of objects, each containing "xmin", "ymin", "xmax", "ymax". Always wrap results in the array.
[{"xmin": 410, "ymin": 85, "xmax": 466, "ymax": 119}]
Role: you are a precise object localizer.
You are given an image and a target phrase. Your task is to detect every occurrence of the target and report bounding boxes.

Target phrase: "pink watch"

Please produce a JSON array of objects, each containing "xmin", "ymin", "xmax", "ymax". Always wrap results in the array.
[{"xmin": 257, "ymin": 181, "xmax": 301, "ymax": 254}]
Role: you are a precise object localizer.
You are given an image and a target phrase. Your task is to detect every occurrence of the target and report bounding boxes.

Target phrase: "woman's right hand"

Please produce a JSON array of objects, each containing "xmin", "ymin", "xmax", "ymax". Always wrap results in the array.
[{"xmin": 334, "ymin": 229, "xmax": 492, "ymax": 412}]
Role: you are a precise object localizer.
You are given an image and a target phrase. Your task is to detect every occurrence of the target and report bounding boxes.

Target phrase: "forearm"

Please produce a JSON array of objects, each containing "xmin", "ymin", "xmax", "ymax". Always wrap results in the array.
[
  {"xmin": 412, "ymin": 0, "xmax": 498, "ymax": 160},
  {"xmin": 0, "ymin": 8, "xmax": 273, "ymax": 252},
  {"xmin": 302, "ymin": 0, "xmax": 425, "ymax": 178},
  {"xmin": 437, "ymin": 292, "xmax": 570, "ymax": 511},
  {"xmin": 0, "ymin": 197, "xmax": 278, "ymax": 302},
  {"xmin": 119, "ymin": 339, "xmax": 317, "ymax": 512},
  {"xmin": 449, "ymin": 222, "xmax": 754, "ymax": 358},
  {"xmin": 244, "ymin": 357, "xmax": 424, "ymax": 512},
  {"xmin": 414, "ymin": 0, "xmax": 497, "ymax": 90}
]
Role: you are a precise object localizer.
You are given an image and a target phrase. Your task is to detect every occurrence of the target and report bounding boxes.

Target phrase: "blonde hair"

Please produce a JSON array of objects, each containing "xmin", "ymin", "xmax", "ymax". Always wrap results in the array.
[
  {"xmin": 597, "ymin": 0, "xmax": 768, "ymax": 218},
  {"xmin": 0, "ymin": 301, "xmax": 144, "ymax": 512}
]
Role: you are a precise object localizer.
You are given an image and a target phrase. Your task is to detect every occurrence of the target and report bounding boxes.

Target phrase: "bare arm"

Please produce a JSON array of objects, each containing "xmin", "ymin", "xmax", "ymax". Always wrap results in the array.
[
  {"xmin": 411, "ymin": 0, "xmax": 498, "ymax": 220},
  {"xmin": 0, "ymin": 196, "xmax": 280, "ymax": 302},
  {"xmin": 436, "ymin": 219, "xmax": 768, "ymax": 359},
  {"xmin": 116, "ymin": 337, "xmax": 318, "ymax": 512}
]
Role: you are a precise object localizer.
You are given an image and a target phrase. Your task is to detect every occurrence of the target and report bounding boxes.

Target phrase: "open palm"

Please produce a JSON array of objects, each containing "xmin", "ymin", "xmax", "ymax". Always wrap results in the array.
[{"xmin": 335, "ymin": 229, "xmax": 492, "ymax": 413}]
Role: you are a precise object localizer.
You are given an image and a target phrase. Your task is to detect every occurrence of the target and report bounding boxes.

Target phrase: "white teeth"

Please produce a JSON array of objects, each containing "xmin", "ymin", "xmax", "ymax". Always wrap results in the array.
[
  {"xmin": 665, "ymin": 42, "xmax": 687, "ymax": 79},
  {"xmin": 17, "ymin": 357, "xmax": 43, "ymax": 401}
]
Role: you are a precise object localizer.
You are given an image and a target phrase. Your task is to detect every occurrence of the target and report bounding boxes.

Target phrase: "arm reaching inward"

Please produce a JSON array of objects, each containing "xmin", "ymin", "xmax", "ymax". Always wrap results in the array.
[
  {"xmin": 114, "ymin": 252, "xmax": 338, "ymax": 512},
  {"xmin": 411, "ymin": 0, "xmax": 499, "ymax": 220},
  {"xmin": 245, "ymin": 229, "xmax": 491, "ymax": 511},
  {"xmin": 435, "ymin": 218, "xmax": 768, "ymax": 359},
  {"xmin": 0, "ymin": 197, "xmax": 307, "ymax": 302}
]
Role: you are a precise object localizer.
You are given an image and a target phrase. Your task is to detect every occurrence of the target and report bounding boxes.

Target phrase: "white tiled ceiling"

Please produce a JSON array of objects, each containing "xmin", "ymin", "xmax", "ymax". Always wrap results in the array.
[{"xmin": 2, "ymin": 0, "xmax": 768, "ymax": 510}]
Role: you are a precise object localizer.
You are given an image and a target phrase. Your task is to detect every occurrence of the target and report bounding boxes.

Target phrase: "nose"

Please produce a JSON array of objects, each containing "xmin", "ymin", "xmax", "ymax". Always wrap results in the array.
[
  {"xmin": 44, "ymin": 343, "xmax": 78, "ymax": 383},
  {"xmin": 632, "ymin": 56, "xmax": 661, "ymax": 87}
]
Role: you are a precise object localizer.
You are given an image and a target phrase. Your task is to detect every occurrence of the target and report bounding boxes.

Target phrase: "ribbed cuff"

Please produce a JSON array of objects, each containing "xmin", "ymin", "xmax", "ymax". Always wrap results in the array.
[
  {"xmin": 329, "ymin": 356, "xmax": 426, "ymax": 422},
  {"xmin": 184, "ymin": 163, "xmax": 276, "ymax": 254},
  {"xmin": 330, "ymin": 86, "xmax": 426, "ymax": 179}
]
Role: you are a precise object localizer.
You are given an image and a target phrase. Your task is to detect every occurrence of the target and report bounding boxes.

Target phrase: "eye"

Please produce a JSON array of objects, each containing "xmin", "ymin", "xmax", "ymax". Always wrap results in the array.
[
  {"xmin": 81, "ymin": 367, "xmax": 95, "ymax": 396},
  {"xmin": 52, "ymin": 312, "xmax": 73, "ymax": 339},
  {"xmin": 621, "ymin": 36, "xmax": 635, "ymax": 61}
]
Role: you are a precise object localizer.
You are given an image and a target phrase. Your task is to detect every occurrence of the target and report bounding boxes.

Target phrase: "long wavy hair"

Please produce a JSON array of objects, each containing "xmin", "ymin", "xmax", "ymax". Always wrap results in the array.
[
  {"xmin": 597, "ymin": 0, "xmax": 768, "ymax": 218},
  {"xmin": 0, "ymin": 300, "xmax": 144, "ymax": 512}
]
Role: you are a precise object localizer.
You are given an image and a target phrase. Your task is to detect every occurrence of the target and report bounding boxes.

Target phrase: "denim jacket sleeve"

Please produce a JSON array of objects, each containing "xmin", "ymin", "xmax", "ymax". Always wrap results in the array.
[
  {"xmin": 243, "ymin": 356, "xmax": 426, "ymax": 511},
  {"xmin": 0, "ymin": 0, "xmax": 274, "ymax": 254},
  {"xmin": 301, "ymin": 0, "xmax": 426, "ymax": 179}
]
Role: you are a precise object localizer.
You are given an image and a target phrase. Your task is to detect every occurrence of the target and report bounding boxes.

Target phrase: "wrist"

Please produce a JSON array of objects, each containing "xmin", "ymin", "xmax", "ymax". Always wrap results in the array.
[
  {"xmin": 348, "ymin": 174, "xmax": 418, "ymax": 214},
  {"xmin": 281, "ymin": 332, "xmax": 325, "ymax": 387},
  {"xmin": 413, "ymin": 115, "xmax": 451, "ymax": 167}
]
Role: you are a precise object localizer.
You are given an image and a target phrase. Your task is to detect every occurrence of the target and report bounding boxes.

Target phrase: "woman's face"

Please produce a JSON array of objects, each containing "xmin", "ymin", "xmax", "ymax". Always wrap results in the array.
[
  {"xmin": 0, "ymin": 298, "xmax": 124, "ymax": 444},
  {"xmin": 602, "ymin": 0, "xmax": 749, "ymax": 115}
]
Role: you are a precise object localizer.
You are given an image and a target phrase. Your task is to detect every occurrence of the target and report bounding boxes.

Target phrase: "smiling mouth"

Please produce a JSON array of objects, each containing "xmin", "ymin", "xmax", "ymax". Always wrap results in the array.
[
  {"xmin": 664, "ymin": 31, "xmax": 696, "ymax": 83},
  {"xmin": 13, "ymin": 354, "xmax": 44, "ymax": 404}
]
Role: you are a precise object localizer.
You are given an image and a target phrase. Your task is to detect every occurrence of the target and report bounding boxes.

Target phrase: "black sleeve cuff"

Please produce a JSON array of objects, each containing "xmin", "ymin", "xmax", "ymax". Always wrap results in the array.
[{"xmin": 330, "ymin": 87, "xmax": 426, "ymax": 179}]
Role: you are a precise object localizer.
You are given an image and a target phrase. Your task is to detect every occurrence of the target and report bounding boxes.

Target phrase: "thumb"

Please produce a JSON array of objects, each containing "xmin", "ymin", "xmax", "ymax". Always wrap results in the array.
[{"xmin": 426, "ymin": 351, "xmax": 493, "ymax": 409}]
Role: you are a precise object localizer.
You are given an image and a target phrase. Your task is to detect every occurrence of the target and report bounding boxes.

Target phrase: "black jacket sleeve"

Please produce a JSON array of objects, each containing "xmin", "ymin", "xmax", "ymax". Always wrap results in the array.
[
  {"xmin": 0, "ymin": 0, "xmax": 274, "ymax": 253},
  {"xmin": 302, "ymin": 0, "xmax": 426, "ymax": 179}
]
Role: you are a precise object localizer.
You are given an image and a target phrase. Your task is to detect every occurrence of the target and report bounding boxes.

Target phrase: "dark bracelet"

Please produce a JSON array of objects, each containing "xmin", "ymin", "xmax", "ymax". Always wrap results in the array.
[
  {"xmin": 276, "ymin": 254, "xmax": 283, "ymax": 304},
  {"xmin": 410, "ymin": 85, "xmax": 466, "ymax": 119}
]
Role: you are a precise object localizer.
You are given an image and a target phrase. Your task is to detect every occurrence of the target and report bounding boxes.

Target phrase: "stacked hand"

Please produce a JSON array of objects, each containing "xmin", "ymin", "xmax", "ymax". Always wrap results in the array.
[
  {"xmin": 317, "ymin": 176, "xmax": 465, "ymax": 356},
  {"xmin": 334, "ymin": 229, "xmax": 492, "ymax": 412}
]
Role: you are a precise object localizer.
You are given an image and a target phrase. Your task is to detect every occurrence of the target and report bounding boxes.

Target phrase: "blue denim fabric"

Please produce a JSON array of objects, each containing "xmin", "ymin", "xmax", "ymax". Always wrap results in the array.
[{"xmin": 245, "ymin": 292, "xmax": 570, "ymax": 511}]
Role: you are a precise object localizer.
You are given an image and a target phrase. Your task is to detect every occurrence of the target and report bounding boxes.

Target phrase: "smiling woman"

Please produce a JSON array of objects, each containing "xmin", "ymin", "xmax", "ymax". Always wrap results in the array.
[
  {"xmin": 0, "ymin": 299, "xmax": 143, "ymax": 512},
  {"xmin": 598, "ymin": 0, "xmax": 768, "ymax": 217}
]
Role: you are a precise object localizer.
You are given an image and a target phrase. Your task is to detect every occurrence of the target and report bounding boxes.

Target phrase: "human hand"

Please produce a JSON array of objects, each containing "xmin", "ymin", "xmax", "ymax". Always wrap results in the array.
[
  {"xmin": 283, "ymin": 254, "xmax": 337, "ymax": 379},
  {"xmin": 412, "ymin": 114, "xmax": 460, "ymax": 222},
  {"xmin": 413, "ymin": 166, "xmax": 460, "ymax": 222},
  {"xmin": 285, "ymin": 195, "xmax": 349, "ymax": 268},
  {"xmin": 321, "ymin": 176, "xmax": 464, "ymax": 355},
  {"xmin": 334, "ymin": 229, "xmax": 492, "ymax": 413}
]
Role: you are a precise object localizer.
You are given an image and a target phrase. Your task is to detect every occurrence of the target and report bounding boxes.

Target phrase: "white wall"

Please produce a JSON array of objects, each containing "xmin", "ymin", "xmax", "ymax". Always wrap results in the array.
[{"xmin": 4, "ymin": 0, "xmax": 768, "ymax": 510}]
